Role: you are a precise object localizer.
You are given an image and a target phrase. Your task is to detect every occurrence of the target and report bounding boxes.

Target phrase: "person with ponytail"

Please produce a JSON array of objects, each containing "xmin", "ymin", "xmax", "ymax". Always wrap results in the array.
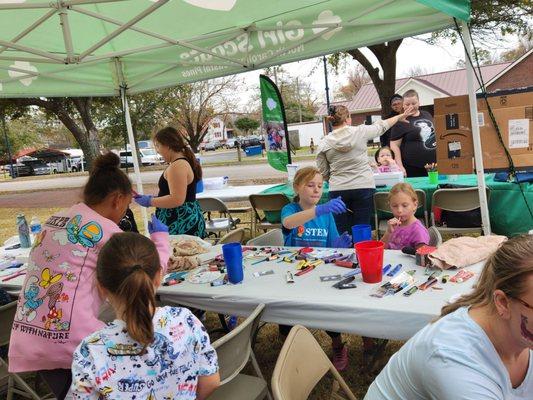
[
  {"xmin": 8, "ymin": 153, "xmax": 170, "ymax": 400},
  {"xmin": 365, "ymin": 235, "xmax": 533, "ymax": 400},
  {"xmin": 316, "ymin": 104, "xmax": 415, "ymax": 235},
  {"xmin": 70, "ymin": 232, "xmax": 220, "ymax": 399},
  {"xmin": 134, "ymin": 127, "xmax": 206, "ymax": 237}
]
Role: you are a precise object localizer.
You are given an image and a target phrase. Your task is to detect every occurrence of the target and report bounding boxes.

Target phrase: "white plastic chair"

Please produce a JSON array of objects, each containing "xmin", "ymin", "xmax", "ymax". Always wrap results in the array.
[
  {"xmin": 246, "ymin": 229, "xmax": 284, "ymax": 247},
  {"xmin": 208, "ymin": 304, "xmax": 271, "ymax": 400}
]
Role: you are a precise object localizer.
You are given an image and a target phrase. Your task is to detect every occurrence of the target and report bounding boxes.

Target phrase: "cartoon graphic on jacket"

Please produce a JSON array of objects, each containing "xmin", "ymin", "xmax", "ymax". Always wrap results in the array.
[{"xmin": 8, "ymin": 203, "xmax": 170, "ymax": 373}]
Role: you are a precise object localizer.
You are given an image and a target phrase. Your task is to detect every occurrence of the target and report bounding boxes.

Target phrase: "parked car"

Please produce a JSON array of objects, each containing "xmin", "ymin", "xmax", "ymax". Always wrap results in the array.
[
  {"xmin": 119, "ymin": 149, "xmax": 164, "ymax": 167},
  {"xmin": 204, "ymin": 141, "xmax": 222, "ymax": 151},
  {"xmin": 21, "ymin": 160, "xmax": 51, "ymax": 176},
  {"xmin": 223, "ymin": 138, "xmax": 238, "ymax": 149},
  {"xmin": 8, "ymin": 163, "xmax": 33, "ymax": 177},
  {"xmin": 239, "ymin": 138, "xmax": 262, "ymax": 150}
]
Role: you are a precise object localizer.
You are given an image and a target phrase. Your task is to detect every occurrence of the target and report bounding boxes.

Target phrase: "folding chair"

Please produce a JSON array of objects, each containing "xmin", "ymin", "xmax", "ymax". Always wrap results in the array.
[
  {"xmin": 219, "ymin": 228, "xmax": 246, "ymax": 244},
  {"xmin": 271, "ymin": 325, "xmax": 357, "ymax": 400},
  {"xmin": 428, "ymin": 226, "xmax": 443, "ymax": 247},
  {"xmin": 198, "ymin": 197, "xmax": 239, "ymax": 239},
  {"xmin": 246, "ymin": 229, "xmax": 284, "ymax": 247},
  {"xmin": 431, "ymin": 187, "xmax": 491, "ymax": 236},
  {"xmin": 0, "ymin": 301, "xmax": 53, "ymax": 400},
  {"xmin": 374, "ymin": 189, "xmax": 427, "ymax": 239},
  {"xmin": 208, "ymin": 304, "xmax": 271, "ymax": 400},
  {"xmin": 249, "ymin": 194, "xmax": 290, "ymax": 236},
  {"xmin": 227, "ymin": 206, "xmax": 253, "ymax": 233}
]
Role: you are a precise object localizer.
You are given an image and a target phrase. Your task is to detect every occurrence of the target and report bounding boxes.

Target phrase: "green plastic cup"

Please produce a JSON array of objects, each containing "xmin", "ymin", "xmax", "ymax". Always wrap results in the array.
[{"xmin": 428, "ymin": 171, "xmax": 439, "ymax": 184}]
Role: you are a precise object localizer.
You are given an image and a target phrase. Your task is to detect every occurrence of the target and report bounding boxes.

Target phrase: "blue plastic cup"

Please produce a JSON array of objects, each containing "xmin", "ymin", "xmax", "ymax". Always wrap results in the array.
[
  {"xmin": 352, "ymin": 224, "xmax": 372, "ymax": 244},
  {"xmin": 222, "ymin": 242, "xmax": 244, "ymax": 284}
]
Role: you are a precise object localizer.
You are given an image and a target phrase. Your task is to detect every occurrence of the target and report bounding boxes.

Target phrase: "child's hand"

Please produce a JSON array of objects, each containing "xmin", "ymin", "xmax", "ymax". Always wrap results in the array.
[
  {"xmin": 332, "ymin": 232, "xmax": 352, "ymax": 248},
  {"xmin": 315, "ymin": 197, "xmax": 347, "ymax": 217},
  {"xmin": 387, "ymin": 217, "xmax": 402, "ymax": 233}
]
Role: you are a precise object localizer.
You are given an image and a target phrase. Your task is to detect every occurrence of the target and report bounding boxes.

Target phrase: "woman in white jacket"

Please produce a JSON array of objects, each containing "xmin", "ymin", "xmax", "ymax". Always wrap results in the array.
[{"xmin": 316, "ymin": 105, "xmax": 414, "ymax": 235}]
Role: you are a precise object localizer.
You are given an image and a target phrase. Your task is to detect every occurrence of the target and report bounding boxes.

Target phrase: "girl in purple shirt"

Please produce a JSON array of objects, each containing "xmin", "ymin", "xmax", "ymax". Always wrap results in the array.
[{"xmin": 381, "ymin": 183, "xmax": 429, "ymax": 250}]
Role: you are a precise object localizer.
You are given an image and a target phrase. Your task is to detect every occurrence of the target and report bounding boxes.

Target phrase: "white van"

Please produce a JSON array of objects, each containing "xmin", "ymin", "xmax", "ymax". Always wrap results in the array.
[{"xmin": 119, "ymin": 149, "xmax": 164, "ymax": 167}]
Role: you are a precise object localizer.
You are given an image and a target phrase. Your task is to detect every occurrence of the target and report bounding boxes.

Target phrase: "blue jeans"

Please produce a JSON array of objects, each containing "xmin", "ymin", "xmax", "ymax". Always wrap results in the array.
[{"xmin": 329, "ymin": 188, "xmax": 376, "ymax": 235}]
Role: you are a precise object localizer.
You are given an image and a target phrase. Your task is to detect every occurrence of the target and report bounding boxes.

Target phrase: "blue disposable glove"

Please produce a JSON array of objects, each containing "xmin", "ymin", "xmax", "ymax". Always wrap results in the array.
[
  {"xmin": 148, "ymin": 214, "xmax": 168, "ymax": 234},
  {"xmin": 332, "ymin": 232, "xmax": 352, "ymax": 248},
  {"xmin": 134, "ymin": 194, "xmax": 153, "ymax": 208},
  {"xmin": 315, "ymin": 197, "xmax": 347, "ymax": 217}
]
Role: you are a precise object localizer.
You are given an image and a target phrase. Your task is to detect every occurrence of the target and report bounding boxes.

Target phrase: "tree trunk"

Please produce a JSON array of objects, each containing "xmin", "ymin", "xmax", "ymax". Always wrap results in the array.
[
  {"xmin": 71, "ymin": 98, "xmax": 101, "ymax": 170},
  {"xmin": 347, "ymin": 39, "xmax": 403, "ymax": 119}
]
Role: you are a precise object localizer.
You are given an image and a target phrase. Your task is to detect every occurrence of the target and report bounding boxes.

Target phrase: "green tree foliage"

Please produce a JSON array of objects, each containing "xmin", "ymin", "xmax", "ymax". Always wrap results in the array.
[
  {"xmin": 234, "ymin": 117, "xmax": 260, "ymax": 135},
  {"xmin": 0, "ymin": 97, "xmax": 101, "ymax": 169},
  {"xmin": 0, "ymin": 111, "xmax": 44, "ymax": 162},
  {"xmin": 93, "ymin": 87, "xmax": 179, "ymax": 150}
]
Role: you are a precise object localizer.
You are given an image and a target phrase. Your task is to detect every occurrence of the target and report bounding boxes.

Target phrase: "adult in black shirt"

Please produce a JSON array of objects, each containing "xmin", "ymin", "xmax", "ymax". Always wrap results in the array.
[
  {"xmin": 390, "ymin": 89, "xmax": 436, "ymax": 177},
  {"xmin": 380, "ymin": 94, "xmax": 403, "ymax": 147},
  {"xmin": 134, "ymin": 127, "xmax": 206, "ymax": 237}
]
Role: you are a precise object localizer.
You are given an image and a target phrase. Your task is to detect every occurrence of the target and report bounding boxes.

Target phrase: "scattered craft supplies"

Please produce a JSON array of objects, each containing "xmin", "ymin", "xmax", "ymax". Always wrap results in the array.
[
  {"xmin": 332, "ymin": 276, "xmax": 357, "ymax": 289},
  {"xmin": 320, "ymin": 274, "xmax": 343, "ymax": 282},
  {"xmin": 253, "ymin": 269, "xmax": 274, "ymax": 278},
  {"xmin": 371, "ymin": 271, "xmax": 416, "ymax": 298}
]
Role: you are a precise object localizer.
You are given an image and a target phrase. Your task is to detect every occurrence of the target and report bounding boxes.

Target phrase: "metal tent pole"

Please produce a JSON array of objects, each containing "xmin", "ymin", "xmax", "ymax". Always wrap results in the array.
[
  {"xmin": 323, "ymin": 56, "xmax": 332, "ymax": 133},
  {"xmin": 461, "ymin": 21, "xmax": 491, "ymax": 235},
  {"xmin": 120, "ymin": 86, "xmax": 149, "ymax": 235}
]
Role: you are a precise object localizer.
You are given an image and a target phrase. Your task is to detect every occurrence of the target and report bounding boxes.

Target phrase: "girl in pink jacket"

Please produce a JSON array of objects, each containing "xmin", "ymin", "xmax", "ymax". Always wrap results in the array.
[{"xmin": 8, "ymin": 152, "xmax": 170, "ymax": 399}]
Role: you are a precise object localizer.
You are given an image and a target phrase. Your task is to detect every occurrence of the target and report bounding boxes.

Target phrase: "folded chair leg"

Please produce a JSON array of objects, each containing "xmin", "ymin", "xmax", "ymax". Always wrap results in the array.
[
  {"xmin": 10, "ymin": 372, "xmax": 43, "ymax": 400},
  {"xmin": 7, "ymin": 375, "xmax": 14, "ymax": 400},
  {"xmin": 250, "ymin": 351, "xmax": 272, "ymax": 400}
]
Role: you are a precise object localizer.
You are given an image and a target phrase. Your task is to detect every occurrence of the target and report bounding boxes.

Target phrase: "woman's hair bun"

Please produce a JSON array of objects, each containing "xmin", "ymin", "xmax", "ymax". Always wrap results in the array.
[{"xmin": 92, "ymin": 152, "xmax": 120, "ymax": 171}]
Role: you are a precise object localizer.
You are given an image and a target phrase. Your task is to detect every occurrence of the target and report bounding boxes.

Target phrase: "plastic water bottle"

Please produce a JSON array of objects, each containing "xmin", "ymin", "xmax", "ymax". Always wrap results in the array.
[
  {"xmin": 16, "ymin": 214, "xmax": 31, "ymax": 248},
  {"xmin": 29, "ymin": 216, "xmax": 42, "ymax": 244}
]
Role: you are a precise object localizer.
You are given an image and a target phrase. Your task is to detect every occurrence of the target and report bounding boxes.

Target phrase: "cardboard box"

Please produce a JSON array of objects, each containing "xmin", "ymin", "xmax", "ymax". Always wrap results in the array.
[{"xmin": 435, "ymin": 88, "xmax": 533, "ymax": 174}]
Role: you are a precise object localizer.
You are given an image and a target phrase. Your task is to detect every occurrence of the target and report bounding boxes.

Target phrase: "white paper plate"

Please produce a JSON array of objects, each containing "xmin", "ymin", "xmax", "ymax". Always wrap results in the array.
[{"xmin": 186, "ymin": 267, "xmax": 222, "ymax": 284}]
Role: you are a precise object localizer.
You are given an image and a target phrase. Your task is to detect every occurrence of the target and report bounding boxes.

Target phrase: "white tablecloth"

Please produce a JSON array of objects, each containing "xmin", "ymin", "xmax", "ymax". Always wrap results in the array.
[
  {"xmin": 1, "ymin": 244, "xmax": 483, "ymax": 340},
  {"xmin": 0, "ymin": 244, "xmax": 31, "ymax": 294},
  {"xmin": 159, "ymin": 247, "xmax": 483, "ymax": 341},
  {"xmin": 197, "ymin": 184, "xmax": 275, "ymax": 202}
]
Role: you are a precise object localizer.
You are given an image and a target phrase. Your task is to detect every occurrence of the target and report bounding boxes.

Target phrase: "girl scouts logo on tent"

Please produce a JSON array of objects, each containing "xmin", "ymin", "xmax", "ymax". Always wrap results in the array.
[{"xmin": 8, "ymin": 61, "xmax": 38, "ymax": 87}]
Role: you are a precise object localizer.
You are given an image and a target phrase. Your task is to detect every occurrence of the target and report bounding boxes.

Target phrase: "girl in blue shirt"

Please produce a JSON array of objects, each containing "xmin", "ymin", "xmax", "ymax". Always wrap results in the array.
[
  {"xmin": 281, "ymin": 166, "xmax": 351, "ymax": 248},
  {"xmin": 281, "ymin": 166, "xmax": 351, "ymax": 370}
]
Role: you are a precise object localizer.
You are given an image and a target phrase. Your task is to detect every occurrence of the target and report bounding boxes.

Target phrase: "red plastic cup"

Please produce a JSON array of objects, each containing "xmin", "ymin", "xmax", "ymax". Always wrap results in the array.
[{"xmin": 355, "ymin": 240, "xmax": 384, "ymax": 284}]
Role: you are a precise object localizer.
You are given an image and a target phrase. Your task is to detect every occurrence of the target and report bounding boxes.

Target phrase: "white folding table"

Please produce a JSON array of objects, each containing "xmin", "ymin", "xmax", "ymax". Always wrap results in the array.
[{"xmin": 158, "ymin": 247, "xmax": 482, "ymax": 341}]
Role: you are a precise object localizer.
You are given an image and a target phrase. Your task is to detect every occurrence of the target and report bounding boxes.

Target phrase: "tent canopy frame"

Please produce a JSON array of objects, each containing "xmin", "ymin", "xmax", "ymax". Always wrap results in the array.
[{"xmin": 1, "ymin": 0, "xmax": 489, "ymax": 234}]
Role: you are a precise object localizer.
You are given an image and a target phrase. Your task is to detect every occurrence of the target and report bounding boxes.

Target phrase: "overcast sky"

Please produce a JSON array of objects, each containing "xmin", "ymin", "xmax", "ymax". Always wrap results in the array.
[{"xmin": 234, "ymin": 33, "xmax": 519, "ymax": 109}]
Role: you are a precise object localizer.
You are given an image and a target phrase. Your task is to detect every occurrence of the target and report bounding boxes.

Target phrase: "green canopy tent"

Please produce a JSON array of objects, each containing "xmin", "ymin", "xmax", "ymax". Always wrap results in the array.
[{"xmin": 0, "ymin": 0, "xmax": 488, "ymax": 233}]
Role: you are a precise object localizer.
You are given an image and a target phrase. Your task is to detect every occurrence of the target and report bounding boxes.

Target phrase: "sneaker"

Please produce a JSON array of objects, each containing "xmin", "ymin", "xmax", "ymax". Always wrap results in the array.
[{"xmin": 332, "ymin": 344, "xmax": 349, "ymax": 371}]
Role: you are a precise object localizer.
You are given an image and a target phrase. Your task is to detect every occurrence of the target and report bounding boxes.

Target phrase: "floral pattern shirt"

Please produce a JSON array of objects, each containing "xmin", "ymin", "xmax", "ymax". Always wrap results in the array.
[{"xmin": 69, "ymin": 306, "xmax": 218, "ymax": 399}]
